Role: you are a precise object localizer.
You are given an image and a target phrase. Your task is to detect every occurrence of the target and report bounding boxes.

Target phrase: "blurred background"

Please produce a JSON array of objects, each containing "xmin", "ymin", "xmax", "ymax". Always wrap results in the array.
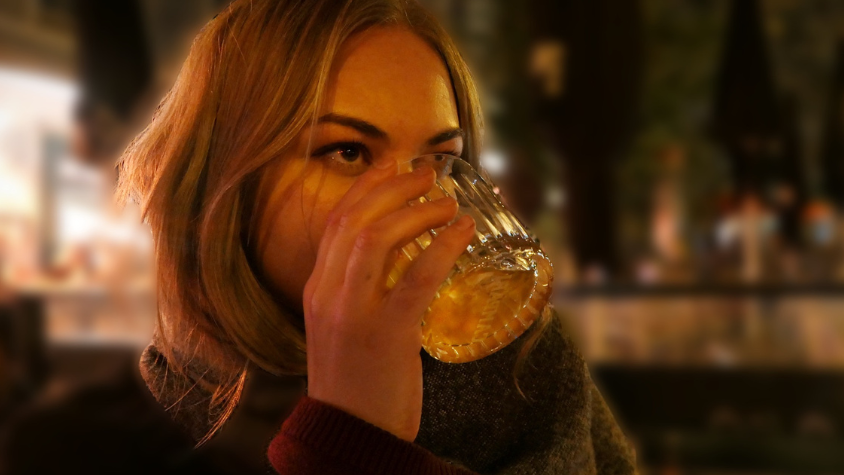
[{"xmin": 2, "ymin": 0, "xmax": 844, "ymax": 473}]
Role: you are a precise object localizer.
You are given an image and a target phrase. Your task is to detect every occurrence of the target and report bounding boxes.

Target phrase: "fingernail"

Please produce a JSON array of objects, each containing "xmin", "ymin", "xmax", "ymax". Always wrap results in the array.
[
  {"xmin": 434, "ymin": 197, "xmax": 457, "ymax": 207},
  {"xmin": 455, "ymin": 215, "xmax": 474, "ymax": 230},
  {"xmin": 413, "ymin": 166, "xmax": 432, "ymax": 177}
]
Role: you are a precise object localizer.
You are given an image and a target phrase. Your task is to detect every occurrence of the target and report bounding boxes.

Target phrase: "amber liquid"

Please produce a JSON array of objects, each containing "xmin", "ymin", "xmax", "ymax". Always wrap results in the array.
[
  {"xmin": 424, "ymin": 267, "xmax": 536, "ymax": 345},
  {"xmin": 387, "ymin": 234, "xmax": 552, "ymax": 363}
]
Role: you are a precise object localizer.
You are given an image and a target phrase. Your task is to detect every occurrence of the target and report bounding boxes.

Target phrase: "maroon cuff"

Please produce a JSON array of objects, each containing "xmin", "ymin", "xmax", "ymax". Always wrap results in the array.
[{"xmin": 268, "ymin": 396, "xmax": 475, "ymax": 475}]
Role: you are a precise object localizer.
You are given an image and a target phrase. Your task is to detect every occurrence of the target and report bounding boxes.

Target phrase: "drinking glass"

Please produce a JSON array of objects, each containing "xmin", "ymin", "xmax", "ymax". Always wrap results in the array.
[{"xmin": 386, "ymin": 154, "xmax": 553, "ymax": 363}]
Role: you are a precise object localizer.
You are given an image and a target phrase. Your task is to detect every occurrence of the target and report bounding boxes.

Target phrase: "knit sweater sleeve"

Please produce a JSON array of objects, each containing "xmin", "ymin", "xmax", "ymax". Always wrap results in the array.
[{"xmin": 268, "ymin": 396, "xmax": 478, "ymax": 475}]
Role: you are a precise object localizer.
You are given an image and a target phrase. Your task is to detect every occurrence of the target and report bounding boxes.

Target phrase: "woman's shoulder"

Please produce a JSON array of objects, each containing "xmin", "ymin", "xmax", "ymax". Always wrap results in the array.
[
  {"xmin": 141, "ymin": 341, "xmax": 309, "ymax": 473},
  {"xmin": 140, "ymin": 342, "xmax": 307, "ymax": 442}
]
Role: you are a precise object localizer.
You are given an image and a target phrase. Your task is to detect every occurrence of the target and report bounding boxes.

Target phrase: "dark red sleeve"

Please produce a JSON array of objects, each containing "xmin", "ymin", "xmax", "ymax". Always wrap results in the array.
[{"xmin": 268, "ymin": 396, "xmax": 478, "ymax": 475}]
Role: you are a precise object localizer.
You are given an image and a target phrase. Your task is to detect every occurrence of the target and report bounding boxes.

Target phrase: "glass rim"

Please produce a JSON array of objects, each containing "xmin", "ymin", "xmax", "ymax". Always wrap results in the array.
[{"xmin": 397, "ymin": 153, "xmax": 477, "ymax": 180}]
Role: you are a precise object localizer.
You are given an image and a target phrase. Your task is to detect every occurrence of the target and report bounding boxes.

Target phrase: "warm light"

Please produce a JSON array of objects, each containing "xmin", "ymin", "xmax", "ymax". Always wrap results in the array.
[
  {"xmin": 0, "ymin": 166, "xmax": 33, "ymax": 214},
  {"xmin": 545, "ymin": 186, "xmax": 565, "ymax": 208},
  {"xmin": 0, "ymin": 67, "xmax": 77, "ymax": 103},
  {"xmin": 480, "ymin": 150, "xmax": 508, "ymax": 177}
]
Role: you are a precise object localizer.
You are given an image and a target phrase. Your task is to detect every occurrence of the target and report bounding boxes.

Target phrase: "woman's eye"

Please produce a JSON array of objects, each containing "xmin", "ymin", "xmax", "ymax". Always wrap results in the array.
[
  {"xmin": 329, "ymin": 146, "xmax": 362, "ymax": 163},
  {"xmin": 312, "ymin": 142, "xmax": 372, "ymax": 176}
]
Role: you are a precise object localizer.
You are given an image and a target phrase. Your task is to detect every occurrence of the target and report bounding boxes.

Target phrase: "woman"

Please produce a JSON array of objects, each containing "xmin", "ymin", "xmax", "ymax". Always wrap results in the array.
[{"xmin": 118, "ymin": 0, "xmax": 637, "ymax": 473}]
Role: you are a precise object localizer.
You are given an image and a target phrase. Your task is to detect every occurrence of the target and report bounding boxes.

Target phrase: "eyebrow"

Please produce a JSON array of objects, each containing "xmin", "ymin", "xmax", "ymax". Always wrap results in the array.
[
  {"xmin": 318, "ymin": 113, "xmax": 387, "ymax": 139},
  {"xmin": 426, "ymin": 128, "xmax": 464, "ymax": 146},
  {"xmin": 317, "ymin": 113, "xmax": 464, "ymax": 146}
]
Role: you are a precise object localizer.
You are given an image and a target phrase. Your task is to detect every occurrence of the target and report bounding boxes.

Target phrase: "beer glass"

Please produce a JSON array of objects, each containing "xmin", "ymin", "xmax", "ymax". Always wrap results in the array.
[{"xmin": 386, "ymin": 154, "xmax": 553, "ymax": 363}]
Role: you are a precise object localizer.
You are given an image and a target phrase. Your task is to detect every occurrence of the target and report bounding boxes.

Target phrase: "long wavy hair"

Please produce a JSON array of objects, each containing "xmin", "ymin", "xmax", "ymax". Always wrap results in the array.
[{"xmin": 118, "ymin": 0, "xmax": 553, "ymax": 442}]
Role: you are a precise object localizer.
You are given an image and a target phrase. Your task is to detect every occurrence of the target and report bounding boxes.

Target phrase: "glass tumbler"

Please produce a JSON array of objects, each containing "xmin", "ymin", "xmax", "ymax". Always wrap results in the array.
[{"xmin": 386, "ymin": 154, "xmax": 553, "ymax": 363}]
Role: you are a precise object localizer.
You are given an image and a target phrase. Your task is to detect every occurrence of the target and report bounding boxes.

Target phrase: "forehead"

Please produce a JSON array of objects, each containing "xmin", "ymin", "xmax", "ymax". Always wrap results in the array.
[{"xmin": 323, "ymin": 27, "xmax": 459, "ymax": 133}]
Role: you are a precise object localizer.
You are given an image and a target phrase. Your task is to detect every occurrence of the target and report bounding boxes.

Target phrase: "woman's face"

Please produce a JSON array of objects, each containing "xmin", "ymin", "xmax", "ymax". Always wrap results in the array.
[{"xmin": 254, "ymin": 27, "xmax": 463, "ymax": 313}]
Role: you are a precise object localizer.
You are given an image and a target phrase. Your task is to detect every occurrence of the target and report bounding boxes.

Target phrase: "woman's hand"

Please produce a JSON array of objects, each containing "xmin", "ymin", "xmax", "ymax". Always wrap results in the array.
[{"xmin": 303, "ymin": 162, "xmax": 475, "ymax": 442}]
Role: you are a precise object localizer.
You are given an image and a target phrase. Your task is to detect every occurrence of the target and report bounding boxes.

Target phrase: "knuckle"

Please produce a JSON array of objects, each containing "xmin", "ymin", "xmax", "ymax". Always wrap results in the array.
[
  {"xmin": 303, "ymin": 279, "xmax": 316, "ymax": 306},
  {"xmin": 325, "ymin": 209, "xmax": 343, "ymax": 229},
  {"xmin": 401, "ymin": 267, "xmax": 438, "ymax": 290},
  {"xmin": 329, "ymin": 212, "xmax": 359, "ymax": 234},
  {"xmin": 354, "ymin": 227, "xmax": 384, "ymax": 253},
  {"xmin": 303, "ymin": 282, "xmax": 323, "ymax": 315}
]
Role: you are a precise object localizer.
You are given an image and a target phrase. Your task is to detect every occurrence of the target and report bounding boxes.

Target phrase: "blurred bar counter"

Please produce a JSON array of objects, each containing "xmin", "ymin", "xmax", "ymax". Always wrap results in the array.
[
  {"xmin": 9, "ymin": 277, "xmax": 155, "ymax": 348},
  {"xmin": 561, "ymin": 284, "xmax": 844, "ymax": 298},
  {"xmin": 558, "ymin": 287, "xmax": 844, "ymax": 369}
]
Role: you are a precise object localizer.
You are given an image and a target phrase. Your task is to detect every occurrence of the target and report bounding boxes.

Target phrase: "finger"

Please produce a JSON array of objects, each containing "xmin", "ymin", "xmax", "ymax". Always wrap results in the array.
[
  {"xmin": 325, "ymin": 166, "xmax": 438, "ymax": 255},
  {"xmin": 335, "ymin": 166, "xmax": 438, "ymax": 235},
  {"xmin": 386, "ymin": 215, "xmax": 476, "ymax": 326},
  {"xmin": 331, "ymin": 161, "xmax": 399, "ymax": 218},
  {"xmin": 342, "ymin": 197, "xmax": 459, "ymax": 299},
  {"xmin": 313, "ymin": 167, "xmax": 438, "ymax": 298}
]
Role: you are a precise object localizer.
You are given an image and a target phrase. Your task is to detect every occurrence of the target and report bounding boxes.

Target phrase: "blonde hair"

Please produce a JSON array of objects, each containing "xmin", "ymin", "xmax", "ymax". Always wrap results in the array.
[{"xmin": 118, "ymin": 0, "xmax": 549, "ymax": 441}]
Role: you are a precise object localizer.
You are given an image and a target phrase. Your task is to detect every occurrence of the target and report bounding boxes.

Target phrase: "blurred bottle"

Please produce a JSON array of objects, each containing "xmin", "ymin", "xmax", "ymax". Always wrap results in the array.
[
  {"xmin": 737, "ymin": 192, "xmax": 775, "ymax": 284},
  {"xmin": 650, "ymin": 145, "xmax": 688, "ymax": 284},
  {"xmin": 802, "ymin": 199, "xmax": 838, "ymax": 282}
]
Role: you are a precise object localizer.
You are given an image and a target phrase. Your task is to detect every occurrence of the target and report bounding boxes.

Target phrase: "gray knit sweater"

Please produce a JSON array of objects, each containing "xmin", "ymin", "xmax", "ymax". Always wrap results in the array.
[{"xmin": 141, "ymin": 313, "xmax": 637, "ymax": 474}]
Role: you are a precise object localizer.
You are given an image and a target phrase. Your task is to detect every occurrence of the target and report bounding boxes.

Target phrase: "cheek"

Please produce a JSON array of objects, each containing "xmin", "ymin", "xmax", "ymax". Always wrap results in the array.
[
  {"xmin": 303, "ymin": 172, "xmax": 358, "ymax": 250},
  {"xmin": 252, "ymin": 160, "xmax": 318, "ymax": 305},
  {"xmin": 252, "ymin": 159, "xmax": 356, "ymax": 303}
]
